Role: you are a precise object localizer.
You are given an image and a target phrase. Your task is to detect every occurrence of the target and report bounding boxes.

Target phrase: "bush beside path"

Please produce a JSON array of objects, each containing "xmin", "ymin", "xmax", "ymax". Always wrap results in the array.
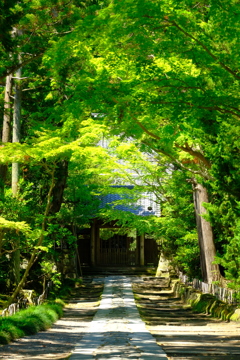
[{"xmin": 0, "ymin": 301, "xmax": 64, "ymax": 345}]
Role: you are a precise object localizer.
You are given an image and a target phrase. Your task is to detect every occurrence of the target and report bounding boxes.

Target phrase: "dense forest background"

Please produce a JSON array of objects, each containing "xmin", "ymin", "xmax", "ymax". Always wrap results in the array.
[{"xmin": 0, "ymin": 0, "xmax": 240, "ymax": 302}]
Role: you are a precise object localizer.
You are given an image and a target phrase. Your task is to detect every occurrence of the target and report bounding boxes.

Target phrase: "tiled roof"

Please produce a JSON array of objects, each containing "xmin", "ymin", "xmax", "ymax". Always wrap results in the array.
[{"xmin": 99, "ymin": 186, "xmax": 160, "ymax": 217}]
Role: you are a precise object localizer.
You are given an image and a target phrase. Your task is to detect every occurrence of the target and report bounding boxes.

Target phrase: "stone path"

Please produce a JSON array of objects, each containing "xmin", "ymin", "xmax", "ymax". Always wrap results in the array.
[{"xmin": 70, "ymin": 276, "xmax": 168, "ymax": 360}]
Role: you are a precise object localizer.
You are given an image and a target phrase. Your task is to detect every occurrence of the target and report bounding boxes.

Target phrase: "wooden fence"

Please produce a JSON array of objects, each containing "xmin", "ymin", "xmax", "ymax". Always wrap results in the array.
[
  {"xmin": 179, "ymin": 272, "xmax": 239, "ymax": 305},
  {"xmin": 1, "ymin": 281, "xmax": 53, "ymax": 317}
]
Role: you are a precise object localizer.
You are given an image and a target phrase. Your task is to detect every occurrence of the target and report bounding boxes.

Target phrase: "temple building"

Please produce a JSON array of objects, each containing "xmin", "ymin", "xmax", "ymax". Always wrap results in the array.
[{"xmin": 78, "ymin": 185, "xmax": 161, "ymax": 270}]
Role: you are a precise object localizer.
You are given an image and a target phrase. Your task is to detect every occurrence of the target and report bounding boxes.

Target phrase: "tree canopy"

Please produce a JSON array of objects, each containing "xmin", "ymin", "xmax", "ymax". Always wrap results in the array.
[{"xmin": 0, "ymin": 0, "xmax": 240, "ymax": 298}]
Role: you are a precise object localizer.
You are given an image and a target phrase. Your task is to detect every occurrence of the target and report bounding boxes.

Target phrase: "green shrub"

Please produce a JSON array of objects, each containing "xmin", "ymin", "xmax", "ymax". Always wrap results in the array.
[
  {"xmin": 52, "ymin": 278, "xmax": 82, "ymax": 300},
  {"xmin": 0, "ymin": 301, "xmax": 64, "ymax": 345}
]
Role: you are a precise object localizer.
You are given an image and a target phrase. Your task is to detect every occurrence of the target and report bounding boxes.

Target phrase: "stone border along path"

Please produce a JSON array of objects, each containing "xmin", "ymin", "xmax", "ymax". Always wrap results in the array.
[{"xmin": 70, "ymin": 276, "xmax": 168, "ymax": 360}]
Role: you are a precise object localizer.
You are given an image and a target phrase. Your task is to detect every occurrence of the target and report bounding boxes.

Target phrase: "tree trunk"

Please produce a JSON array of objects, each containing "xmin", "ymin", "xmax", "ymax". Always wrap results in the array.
[
  {"xmin": 12, "ymin": 64, "xmax": 21, "ymax": 195},
  {"xmin": 7, "ymin": 169, "xmax": 55, "ymax": 305},
  {"xmin": 0, "ymin": 74, "xmax": 12, "ymax": 199},
  {"xmin": 49, "ymin": 159, "xmax": 69, "ymax": 214},
  {"xmin": 193, "ymin": 182, "xmax": 221, "ymax": 284},
  {"xmin": 0, "ymin": 230, "xmax": 5, "ymax": 258},
  {"xmin": 10, "ymin": 61, "xmax": 22, "ymax": 286},
  {"xmin": 2, "ymin": 74, "xmax": 12, "ymax": 143},
  {"xmin": 193, "ymin": 185, "xmax": 207, "ymax": 282}
]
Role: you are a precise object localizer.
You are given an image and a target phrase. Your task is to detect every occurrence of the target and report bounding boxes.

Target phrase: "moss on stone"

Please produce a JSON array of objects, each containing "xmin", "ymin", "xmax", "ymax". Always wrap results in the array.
[
  {"xmin": 174, "ymin": 282, "xmax": 239, "ymax": 322},
  {"xmin": 230, "ymin": 309, "xmax": 240, "ymax": 322}
]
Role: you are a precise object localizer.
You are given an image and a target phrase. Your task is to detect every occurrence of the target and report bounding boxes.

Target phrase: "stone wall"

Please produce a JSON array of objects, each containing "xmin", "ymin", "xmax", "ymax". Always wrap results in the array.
[{"xmin": 172, "ymin": 280, "xmax": 240, "ymax": 322}]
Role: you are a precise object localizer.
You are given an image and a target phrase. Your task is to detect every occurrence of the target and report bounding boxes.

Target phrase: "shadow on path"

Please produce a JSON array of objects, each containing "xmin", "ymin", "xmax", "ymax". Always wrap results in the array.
[
  {"xmin": 133, "ymin": 277, "xmax": 240, "ymax": 360},
  {"xmin": 0, "ymin": 281, "xmax": 104, "ymax": 360}
]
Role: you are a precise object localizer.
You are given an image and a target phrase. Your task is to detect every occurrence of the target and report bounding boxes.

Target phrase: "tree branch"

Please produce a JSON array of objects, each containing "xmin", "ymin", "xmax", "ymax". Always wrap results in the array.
[
  {"xmin": 175, "ymin": 143, "xmax": 212, "ymax": 169},
  {"xmin": 7, "ymin": 166, "xmax": 56, "ymax": 305},
  {"xmin": 151, "ymin": 100, "xmax": 240, "ymax": 119},
  {"xmin": 132, "ymin": 113, "xmax": 212, "ymax": 170},
  {"xmin": 142, "ymin": 140, "xmax": 213, "ymax": 180},
  {"xmin": 133, "ymin": 118, "xmax": 161, "ymax": 141},
  {"xmin": 170, "ymin": 20, "xmax": 240, "ymax": 80},
  {"xmin": 0, "ymin": 52, "xmax": 43, "ymax": 81}
]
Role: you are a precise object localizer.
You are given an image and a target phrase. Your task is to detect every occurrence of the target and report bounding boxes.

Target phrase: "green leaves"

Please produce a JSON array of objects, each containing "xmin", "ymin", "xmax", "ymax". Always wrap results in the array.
[
  {"xmin": 1, "ymin": 0, "xmax": 240, "ymax": 293},
  {"xmin": 0, "ymin": 217, "xmax": 31, "ymax": 234}
]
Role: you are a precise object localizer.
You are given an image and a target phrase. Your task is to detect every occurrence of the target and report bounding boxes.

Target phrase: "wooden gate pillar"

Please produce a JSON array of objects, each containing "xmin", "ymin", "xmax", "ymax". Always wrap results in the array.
[
  {"xmin": 96, "ymin": 223, "xmax": 100, "ymax": 265},
  {"xmin": 91, "ymin": 220, "xmax": 96, "ymax": 266},
  {"xmin": 140, "ymin": 233, "xmax": 145, "ymax": 266},
  {"xmin": 135, "ymin": 233, "xmax": 139, "ymax": 265}
]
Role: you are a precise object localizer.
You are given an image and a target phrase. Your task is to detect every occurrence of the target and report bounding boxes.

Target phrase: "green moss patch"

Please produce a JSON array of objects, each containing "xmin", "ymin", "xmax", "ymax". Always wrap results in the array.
[
  {"xmin": 188, "ymin": 293, "xmax": 235, "ymax": 321},
  {"xmin": 175, "ymin": 282, "xmax": 238, "ymax": 322},
  {"xmin": 230, "ymin": 309, "xmax": 240, "ymax": 322}
]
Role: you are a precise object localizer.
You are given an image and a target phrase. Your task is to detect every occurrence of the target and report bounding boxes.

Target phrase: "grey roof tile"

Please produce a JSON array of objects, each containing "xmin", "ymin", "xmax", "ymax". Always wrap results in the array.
[{"xmin": 99, "ymin": 186, "xmax": 160, "ymax": 217}]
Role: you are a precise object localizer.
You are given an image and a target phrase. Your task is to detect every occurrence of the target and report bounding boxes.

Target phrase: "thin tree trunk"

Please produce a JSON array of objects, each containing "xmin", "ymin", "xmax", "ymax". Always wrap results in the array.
[
  {"xmin": 12, "ymin": 62, "xmax": 21, "ymax": 196},
  {"xmin": 0, "ymin": 230, "xmax": 5, "ymax": 258},
  {"xmin": 11, "ymin": 57, "xmax": 22, "ymax": 286},
  {"xmin": 193, "ymin": 185, "xmax": 207, "ymax": 282},
  {"xmin": 0, "ymin": 74, "xmax": 12, "ymax": 199},
  {"xmin": 49, "ymin": 160, "xmax": 68, "ymax": 214},
  {"xmin": 193, "ymin": 182, "xmax": 221, "ymax": 283},
  {"xmin": 2, "ymin": 74, "xmax": 12, "ymax": 143},
  {"xmin": 7, "ymin": 169, "xmax": 56, "ymax": 305}
]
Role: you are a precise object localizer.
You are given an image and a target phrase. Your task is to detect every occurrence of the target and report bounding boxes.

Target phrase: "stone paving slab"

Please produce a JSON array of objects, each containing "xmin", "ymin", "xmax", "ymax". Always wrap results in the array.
[{"xmin": 70, "ymin": 276, "xmax": 168, "ymax": 360}]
